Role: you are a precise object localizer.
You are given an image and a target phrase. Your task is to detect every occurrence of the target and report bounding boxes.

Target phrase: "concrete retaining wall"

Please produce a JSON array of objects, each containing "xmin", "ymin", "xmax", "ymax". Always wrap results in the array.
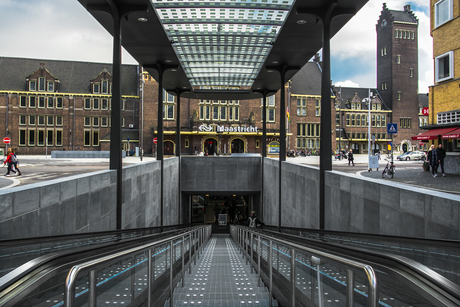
[
  {"xmin": 0, "ymin": 158, "xmax": 179, "ymax": 240},
  {"xmin": 51, "ymin": 151, "xmax": 127, "ymax": 158},
  {"xmin": 445, "ymin": 154, "xmax": 460, "ymax": 174},
  {"xmin": 262, "ymin": 158, "xmax": 460, "ymax": 240}
]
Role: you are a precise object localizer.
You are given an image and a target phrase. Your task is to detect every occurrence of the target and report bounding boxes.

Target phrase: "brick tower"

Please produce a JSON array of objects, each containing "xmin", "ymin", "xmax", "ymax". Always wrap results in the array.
[{"xmin": 376, "ymin": 3, "xmax": 420, "ymax": 152}]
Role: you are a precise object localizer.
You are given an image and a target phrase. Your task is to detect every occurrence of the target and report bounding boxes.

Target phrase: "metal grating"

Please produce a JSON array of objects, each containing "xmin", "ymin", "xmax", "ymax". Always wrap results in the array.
[{"xmin": 151, "ymin": 0, "xmax": 295, "ymax": 88}]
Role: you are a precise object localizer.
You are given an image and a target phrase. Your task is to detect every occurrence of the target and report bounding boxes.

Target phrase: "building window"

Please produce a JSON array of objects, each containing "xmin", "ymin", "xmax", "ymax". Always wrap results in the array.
[
  {"xmin": 400, "ymin": 117, "xmax": 411, "ymax": 128},
  {"xmin": 38, "ymin": 130, "xmax": 45, "ymax": 146},
  {"xmin": 93, "ymin": 98, "xmax": 100, "ymax": 110},
  {"xmin": 93, "ymin": 117, "xmax": 99, "ymax": 127},
  {"xmin": 29, "ymin": 115, "xmax": 36, "ymax": 125},
  {"xmin": 382, "ymin": 115, "xmax": 386, "ymax": 127},
  {"xmin": 297, "ymin": 98, "xmax": 306, "ymax": 116},
  {"xmin": 29, "ymin": 96, "xmax": 36, "ymax": 108},
  {"xmin": 163, "ymin": 105, "xmax": 174, "ymax": 120},
  {"xmin": 85, "ymin": 98, "xmax": 91, "ymax": 109},
  {"xmin": 435, "ymin": 0, "xmax": 453, "ymax": 28},
  {"xmin": 39, "ymin": 97, "xmax": 45, "ymax": 108},
  {"xmin": 20, "ymin": 96, "xmax": 27, "ymax": 107},
  {"xmin": 356, "ymin": 114, "xmax": 361, "ymax": 126},
  {"xmin": 56, "ymin": 116, "xmax": 63, "ymax": 126},
  {"xmin": 38, "ymin": 77, "xmax": 46, "ymax": 91},
  {"xmin": 56, "ymin": 97, "xmax": 63, "ymax": 108},
  {"xmin": 213, "ymin": 106, "xmax": 219, "ymax": 120},
  {"xmin": 435, "ymin": 51, "xmax": 454, "ymax": 82},
  {"xmin": 47, "ymin": 97, "xmax": 54, "ymax": 108},
  {"xmin": 38, "ymin": 115, "xmax": 45, "ymax": 126},
  {"xmin": 47, "ymin": 130, "xmax": 54, "ymax": 146},
  {"xmin": 101, "ymin": 117, "xmax": 108, "ymax": 127},
  {"xmin": 84, "ymin": 117, "xmax": 91, "ymax": 126},
  {"xmin": 29, "ymin": 80, "xmax": 36, "ymax": 91},
  {"xmin": 410, "ymin": 68, "xmax": 414, "ymax": 78},
  {"xmin": 398, "ymin": 91, "xmax": 402, "ymax": 101},
  {"xmin": 315, "ymin": 99, "xmax": 320, "ymax": 116},
  {"xmin": 102, "ymin": 80, "xmax": 109, "ymax": 94},
  {"xmin": 47, "ymin": 116, "xmax": 54, "ymax": 126},
  {"xmin": 351, "ymin": 114, "xmax": 355, "ymax": 126},
  {"xmin": 397, "ymin": 55, "xmax": 401, "ymax": 65},
  {"xmin": 102, "ymin": 98, "xmax": 108, "ymax": 110},
  {"xmin": 93, "ymin": 83, "xmax": 100, "ymax": 94},
  {"xmin": 28, "ymin": 130, "xmax": 35, "ymax": 146},
  {"xmin": 47, "ymin": 81, "xmax": 54, "ymax": 92},
  {"xmin": 220, "ymin": 106, "xmax": 227, "ymax": 120},
  {"xmin": 84, "ymin": 130, "xmax": 91, "ymax": 146},
  {"xmin": 437, "ymin": 111, "xmax": 460, "ymax": 124},
  {"xmin": 92, "ymin": 131, "xmax": 99, "ymax": 146},
  {"xmin": 267, "ymin": 108, "xmax": 275, "ymax": 122},
  {"xmin": 346, "ymin": 114, "xmax": 350, "ymax": 126},
  {"xmin": 19, "ymin": 130, "xmax": 26, "ymax": 146},
  {"xmin": 56, "ymin": 130, "xmax": 62, "ymax": 146}
]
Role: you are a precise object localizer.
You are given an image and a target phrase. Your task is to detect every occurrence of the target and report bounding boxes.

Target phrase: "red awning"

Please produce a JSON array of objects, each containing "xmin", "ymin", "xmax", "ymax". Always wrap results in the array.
[
  {"xmin": 411, "ymin": 127, "xmax": 457, "ymax": 140},
  {"xmin": 442, "ymin": 127, "xmax": 460, "ymax": 139}
]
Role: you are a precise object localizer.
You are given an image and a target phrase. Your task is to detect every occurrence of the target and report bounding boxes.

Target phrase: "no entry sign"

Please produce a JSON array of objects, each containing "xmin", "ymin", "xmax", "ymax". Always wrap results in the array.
[
  {"xmin": 3, "ymin": 137, "xmax": 11, "ymax": 144},
  {"xmin": 153, "ymin": 137, "xmax": 157, "ymax": 144}
]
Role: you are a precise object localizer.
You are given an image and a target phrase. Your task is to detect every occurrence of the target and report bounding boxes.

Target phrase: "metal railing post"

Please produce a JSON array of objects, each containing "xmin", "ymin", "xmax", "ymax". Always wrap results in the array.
[
  {"xmin": 148, "ymin": 248, "xmax": 153, "ymax": 306},
  {"xmin": 170, "ymin": 240, "xmax": 174, "ymax": 307},
  {"xmin": 312, "ymin": 256, "xmax": 323, "ymax": 307},
  {"xmin": 189, "ymin": 234, "xmax": 192, "ymax": 273},
  {"xmin": 346, "ymin": 269, "xmax": 354, "ymax": 306},
  {"xmin": 181, "ymin": 236, "xmax": 185, "ymax": 287},
  {"xmin": 250, "ymin": 232, "xmax": 254, "ymax": 272},
  {"xmin": 269, "ymin": 239, "xmax": 273, "ymax": 307},
  {"xmin": 290, "ymin": 248, "xmax": 296, "ymax": 307},
  {"xmin": 89, "ymin": 269, "xmax": 97, "ymax": 307},
  {"xmin": 365, "ymin": 266, "xmax": 378, "ymax": 307},
  {"xmin": 257, "ymin": 235, "xmax": 261, "ymax": 287},
  {"xmin": 194, "ymin": 230, "xmax": 197, "ymax": 265}
]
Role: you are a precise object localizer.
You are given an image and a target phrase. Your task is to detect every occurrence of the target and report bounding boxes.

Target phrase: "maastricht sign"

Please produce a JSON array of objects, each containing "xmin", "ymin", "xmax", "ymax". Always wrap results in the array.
[{"xmin": 198, "ymin": 124, "xmax": 259, "ymax": 133}]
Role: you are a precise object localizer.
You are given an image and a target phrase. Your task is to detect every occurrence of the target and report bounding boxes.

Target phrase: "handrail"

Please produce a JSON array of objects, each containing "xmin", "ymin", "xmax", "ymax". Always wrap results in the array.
[
  {"xmin": 231, "ymin": 225, "xmax": 379, "ymax": 306},
  {"xmin": 64, "ymin": 225, "xmax": 211, "ymax": 307}
]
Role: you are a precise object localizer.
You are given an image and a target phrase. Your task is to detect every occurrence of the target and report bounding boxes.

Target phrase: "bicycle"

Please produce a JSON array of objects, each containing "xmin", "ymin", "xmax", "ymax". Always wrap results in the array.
[{"xmin": 382, "ymin": 159, "xmax": 395, "ymax": 178}]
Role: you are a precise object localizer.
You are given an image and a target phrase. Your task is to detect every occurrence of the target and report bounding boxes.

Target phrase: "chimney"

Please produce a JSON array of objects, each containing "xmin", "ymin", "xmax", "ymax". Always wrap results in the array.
[
  {"xmin": 40, "ymin": 62, "xmax": 45, "ymax": 69},
  {"xmin": 404, "ymin": 4, "xmax": 411, "ymax": 12}
]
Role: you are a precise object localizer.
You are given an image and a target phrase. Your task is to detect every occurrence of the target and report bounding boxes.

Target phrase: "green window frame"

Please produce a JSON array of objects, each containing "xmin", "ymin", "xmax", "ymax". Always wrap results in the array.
[{"xmin": 19, "ymin": 129, "xmax": 26, "ymax": 146}]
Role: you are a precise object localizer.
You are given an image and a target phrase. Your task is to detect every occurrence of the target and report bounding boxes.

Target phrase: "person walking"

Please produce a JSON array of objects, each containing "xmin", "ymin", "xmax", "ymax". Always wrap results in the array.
[
  {"xmin": 436, "ymin": 143, "xmax": 446, "ymax": 177},
  {"xmin": 248, "ymin": 211, "xmax": 264, "ymax": 228},
  {"xmin": 427, "ymin": 145, "xmax": 439, "ymax": 178},
  {"xmin": 3, "ymin": 148, "xmax": 17, "ymax": 177},
  {"xmin": 348, "ymin": 149, "xmax": 354, "ymax": 166},
  {"xmin": 12, "ymin": 151, "xmax": 22, "ymax": 176}
]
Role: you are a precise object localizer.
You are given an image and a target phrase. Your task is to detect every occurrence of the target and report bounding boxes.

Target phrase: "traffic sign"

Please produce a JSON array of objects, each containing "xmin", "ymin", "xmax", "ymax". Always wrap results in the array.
[
  {"xmin": 387, "ymin": 123, "xmax": 398, "ymax": 134},
  {"xmin": 153, "ymin": 137, "xmax": 157, "ymax": 144},
  {"xmin": 422, "ymin": 107, "xmax": 429, "ymax": 116},
  {"xmin": 3, "ymin": 137, "xmax": 11, "ymax": 144}
]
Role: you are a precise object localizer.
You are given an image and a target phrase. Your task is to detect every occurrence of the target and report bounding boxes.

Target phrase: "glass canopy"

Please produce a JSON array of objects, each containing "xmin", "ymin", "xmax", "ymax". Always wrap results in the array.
[{"xmin": 150, "ymin": 0, "xmax": 295, "ymax": 88}]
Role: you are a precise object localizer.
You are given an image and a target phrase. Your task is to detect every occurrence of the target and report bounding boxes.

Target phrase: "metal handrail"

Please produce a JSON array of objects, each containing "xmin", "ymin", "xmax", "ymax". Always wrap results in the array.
[
  {"xmin": 65, "ymin": 225, "xmax": 211, "ymax": 307},
  {"xmin": 232, "ymin": 225, "xmax": 378, "ymax": 307}
]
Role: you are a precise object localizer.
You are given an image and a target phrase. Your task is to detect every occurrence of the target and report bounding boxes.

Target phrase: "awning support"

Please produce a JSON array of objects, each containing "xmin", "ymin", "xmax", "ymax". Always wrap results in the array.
[{"xmin": 88, "ymin": 1, "xmax": 147, "ymax": 230}]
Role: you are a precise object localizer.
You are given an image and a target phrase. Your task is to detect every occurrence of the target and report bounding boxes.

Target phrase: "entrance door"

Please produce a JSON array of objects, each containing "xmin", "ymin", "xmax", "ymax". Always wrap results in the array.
[
  {"xmin": 164, "ymin": 141, "xmax": 174, "ymax": 155},
  {"xmin": 351, "ymin": 143, "xmax": 359, "ymax": 154},
  {"xmin": 204, "ymin": 138, "xmax": 216, "ymax": 155},
  {"xmin": 231, "ymin": 139, "xmax": 244, "ymax": 153},
  {"xmin": 402, "ymin": 143, "xmax": 408, "ymax": 153}
]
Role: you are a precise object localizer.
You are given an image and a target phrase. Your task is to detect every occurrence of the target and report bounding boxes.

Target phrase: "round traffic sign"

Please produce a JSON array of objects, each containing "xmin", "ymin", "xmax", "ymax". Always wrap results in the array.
[
  {"xmin": 422, "ymin": 107, "xmax": 429, "ymax": 116},
  {"xmin": 3, "ymin": 137, "xmax": 11, "ymax": 144},
  {"xmin": 153, "ymin": 137, "xmax": 157, "ymax": 144}
]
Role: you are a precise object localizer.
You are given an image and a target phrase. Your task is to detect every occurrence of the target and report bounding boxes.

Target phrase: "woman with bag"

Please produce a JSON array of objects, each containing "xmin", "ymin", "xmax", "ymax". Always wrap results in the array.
[{"xmin": 3, "ymin": 149, "xmax": 18, "ymax": 177}]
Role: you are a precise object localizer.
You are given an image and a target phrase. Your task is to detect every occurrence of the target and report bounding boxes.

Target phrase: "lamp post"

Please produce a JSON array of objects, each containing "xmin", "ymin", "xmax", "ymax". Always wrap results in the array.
[{"xmin": 363, "ymin": 89, "xmax": 372, "ymax": 171}]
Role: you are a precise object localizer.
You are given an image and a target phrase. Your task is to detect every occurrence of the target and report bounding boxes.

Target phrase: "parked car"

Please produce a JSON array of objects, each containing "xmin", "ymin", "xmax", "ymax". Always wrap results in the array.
[{"xmin": 396, "ymin": 151, "xmax": 426, "ymax": 161}]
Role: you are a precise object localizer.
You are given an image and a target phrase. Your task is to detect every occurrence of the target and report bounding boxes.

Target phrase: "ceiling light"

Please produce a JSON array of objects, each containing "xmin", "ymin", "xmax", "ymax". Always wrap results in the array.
[
  {"xmin": 138, "ymin": 17, "xmax": 148, "ymax": 22},
  {"xmin": 297, "ymin": 20, "xmax": 306, "ymax": 25},
  {"xmin": 272, "ymin": 61, "xmax": 278, "ymax": 64},
  {"xmin": 165, "ymin": 59, "xmax": 172, "ymax": 63}
]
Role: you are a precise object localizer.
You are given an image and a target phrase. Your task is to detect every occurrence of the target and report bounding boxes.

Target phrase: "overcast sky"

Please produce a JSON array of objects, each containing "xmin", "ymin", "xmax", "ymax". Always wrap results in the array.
[{"xmin": 0, "ymin": 0, "xmax": 432, "ymax": 93}]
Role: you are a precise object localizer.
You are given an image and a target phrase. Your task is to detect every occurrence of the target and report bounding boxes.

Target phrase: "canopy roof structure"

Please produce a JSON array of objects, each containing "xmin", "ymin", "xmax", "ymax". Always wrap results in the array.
[{"xmin": 78, "ymin": 0, "xmax": 368, "ymax": 99}]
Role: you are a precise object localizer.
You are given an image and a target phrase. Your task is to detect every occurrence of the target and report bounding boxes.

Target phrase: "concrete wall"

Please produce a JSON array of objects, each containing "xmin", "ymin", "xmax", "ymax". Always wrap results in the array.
[
  {"xmin": 51, "ymin": 151, "xmax": 127, "ymax": 158},
  {"xmin": 262, "ymin": 158, "xmax": 320, "ymax": 228},
  {"xmin": 0, "ymin": 158, "xmax": 180, "ymax": 240},
  {"xmin": 181, "ymin": 156, "xmax": 261, "ymax": 194},
  {"xmin": 0, "ymin": 170, "xmax": 117, "ymax": 240},
  {"xmin": 262, "ymin": 158, "xmax": 460, "ymax": 240},
  {"xmin": 445, "ymin": 154, "xmax": 460, "ymax": 174},
  {"xmin": 325, "ymin": 171, "xmax": 460, "ymax": 240}
]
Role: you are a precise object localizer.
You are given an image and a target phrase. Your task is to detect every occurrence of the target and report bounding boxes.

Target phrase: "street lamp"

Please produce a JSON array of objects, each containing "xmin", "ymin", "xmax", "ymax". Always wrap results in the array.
[{"xmin": 362, "ymin": 89, "xmax": 373, "ymax": 171}]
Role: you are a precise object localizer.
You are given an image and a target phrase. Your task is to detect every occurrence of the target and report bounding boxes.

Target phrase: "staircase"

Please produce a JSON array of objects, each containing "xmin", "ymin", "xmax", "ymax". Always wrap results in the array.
[{"xmin": 169, "ymin": 234, "xmax": 276, "ymax": 307}]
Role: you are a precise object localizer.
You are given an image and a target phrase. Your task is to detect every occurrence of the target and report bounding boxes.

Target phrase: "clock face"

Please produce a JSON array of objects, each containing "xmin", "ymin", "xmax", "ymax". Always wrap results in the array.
[{"xmin": 381, "ymin": 19, "xmax": 387, "ymax": 27}]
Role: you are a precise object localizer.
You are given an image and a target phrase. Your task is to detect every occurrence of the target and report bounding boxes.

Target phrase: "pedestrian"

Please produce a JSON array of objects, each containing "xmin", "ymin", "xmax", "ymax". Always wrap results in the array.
[
  {"xmin": 12, "ymin": 151, "xmax": 22, "ymax": 176},
  {"xmin": 377, "ymin": 150, "xmax": 381, "ymax": 160},
  {"xmin": 3, "ymin": 148, "xmax": 18, "ymax": 177},
  {"xmin": 248, "ymin": 211, "xmax": 264, "ymax": 228},
  {"xmin": 213, "ymin": 204, "xmax": 220, "ymax": 225},
  {"xmin": 348, "ymin": 149, "xmax": 354, "ymax": 166},
  {"xmin": 427, "ymin": 144, "xmax": 438, "ymax": 178},
  {"xmin": 436, "ymin": 143, "xmax": 446, "ymax": 177}
]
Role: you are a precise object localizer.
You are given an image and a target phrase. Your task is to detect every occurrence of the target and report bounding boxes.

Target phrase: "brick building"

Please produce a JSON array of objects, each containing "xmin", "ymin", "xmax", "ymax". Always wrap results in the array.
[
  {"xmin": 416, "ymin": 0, "xmax": 460, "ymax": 152},
  {"xmin": 0, "ymin": 57, "xmax": 139, "ymax": 155}
]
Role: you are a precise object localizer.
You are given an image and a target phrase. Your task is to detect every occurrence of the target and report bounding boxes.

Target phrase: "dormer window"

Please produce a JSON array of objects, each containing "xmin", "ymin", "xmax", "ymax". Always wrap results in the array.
[
  {"xmin": 39, "ymin": 77, "xmax": 46, "ymax": 91},
  {"xmin": 93, "ymin": 83, "xmax": 100, "ymax": 94},
  {"xmin": 29, "ymin": 80, "xmax": 36, "ymax": 91},
  {"xmin": 102, "ymin": 80, "xmax": 109, "ymax": 94},
  {"xmin": 47, "ymin": 81, "xmax": 54, "ymax": 92}
]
